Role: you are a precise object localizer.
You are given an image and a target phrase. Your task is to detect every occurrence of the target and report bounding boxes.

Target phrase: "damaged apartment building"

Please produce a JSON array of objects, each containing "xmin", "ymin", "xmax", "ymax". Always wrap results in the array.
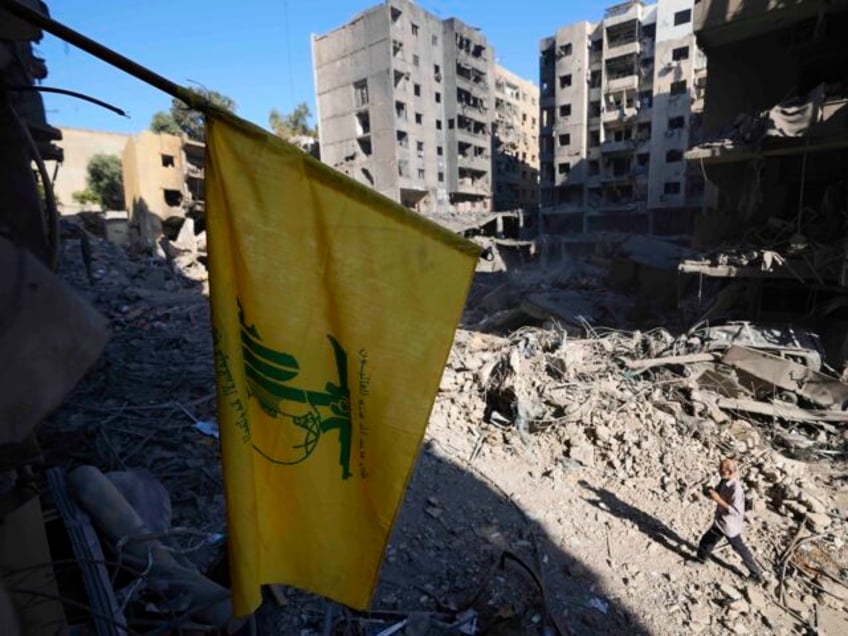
[
  {"xmin": 538, "ymin": 0, "xmax": 707, "ymax": 246},
  {"xmin": 311, "ymin": 0, "xmax": 538, "ymax": 221},
  {"xmin": 50, "ymin": 128, "xmax": 206, "ymax": 248},
  {"xmin": 493, "ymin": 66, "xmax": 540, "ymax": 213},
  {"xmin": 681, "ymin": 0, "xmax": 848, "ymax": 364}
]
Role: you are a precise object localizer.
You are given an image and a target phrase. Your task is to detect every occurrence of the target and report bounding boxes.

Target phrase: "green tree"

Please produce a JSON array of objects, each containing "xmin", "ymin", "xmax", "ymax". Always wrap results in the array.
[
  {"xmin": 81, "ymin": 154, "xmax": 124, "ymax": 210},
  {"xmin": 269, "ymin": 102, "xmax": 317, "ymax": 140},
  {"xmin": 149, "ymin": 89, "xmax": 236, "ymax": 142},
  {"xmin": 150, "ymin": 110, "xmax": 181, "ymax": 135}
]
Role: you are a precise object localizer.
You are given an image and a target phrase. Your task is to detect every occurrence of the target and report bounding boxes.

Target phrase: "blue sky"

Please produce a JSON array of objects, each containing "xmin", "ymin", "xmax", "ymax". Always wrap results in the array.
[{"xmin": 38, "ymin": 1, "xmax": 609, "ymax": 134}]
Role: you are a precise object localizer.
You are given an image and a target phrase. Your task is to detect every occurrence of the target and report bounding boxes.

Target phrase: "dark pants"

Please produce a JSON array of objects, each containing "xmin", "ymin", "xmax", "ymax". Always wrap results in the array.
[{"xmin": 697, "ymin": 526, "xmax": 762, "ymax": 576}]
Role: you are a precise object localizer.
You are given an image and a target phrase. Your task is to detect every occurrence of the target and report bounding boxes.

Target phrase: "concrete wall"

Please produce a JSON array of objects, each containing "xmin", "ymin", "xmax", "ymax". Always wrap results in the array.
[
  {"xmin": 694, "ymin": 0, "xmax": 836, "ymax": 45},
  {"xmin": 313, "ymin": 0, "xmax": 502, "ymax": 215},
  {"xmin": 123, "ymin": 130, "xmax": 186, "ymax": 246},
  {"xmin": 443, "ymin": 17, "xmax": 494, "ymax": 212},
  {"xmin": 647, "ymin": 0, "xmax": 697, "ymax": 211},
  {"xmin": 493, "ymin": 64, "xmax": 539, "ymax": 211},
  {"xmin": 539, "ymin": 20, "xmax": 595, "ymax": 216},
  {"xmin": 53, "ymin": 127, "xmax": 129, "ymax": 213},
  {"xmin": 313, "ymin": 4, "xmax": 396, "ymax": 200},
  {"xmin": 538, "ymin": 0, "xmax": 703, "ymax": 238}
]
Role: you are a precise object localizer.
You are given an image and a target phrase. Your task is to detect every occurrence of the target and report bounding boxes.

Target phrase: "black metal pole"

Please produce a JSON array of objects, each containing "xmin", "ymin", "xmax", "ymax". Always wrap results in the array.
[{"xmin": 1, "ymin": 0, "xmax": 205, "ymax": 110}]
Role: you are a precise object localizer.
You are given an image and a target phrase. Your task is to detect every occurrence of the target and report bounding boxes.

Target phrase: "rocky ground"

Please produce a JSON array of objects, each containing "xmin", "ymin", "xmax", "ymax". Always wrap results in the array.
[{"xmin": 43, "ymin": 218, "xmax": 848, "ymax": 635}]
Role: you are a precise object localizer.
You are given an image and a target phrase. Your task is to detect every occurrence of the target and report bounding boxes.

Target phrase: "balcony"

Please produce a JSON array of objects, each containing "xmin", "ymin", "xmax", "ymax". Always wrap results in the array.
[
  {"xmin": 458, "ymin": 152, "xmax": 490, "ymax": 171},
  {"xmin": 589, "ymin": 200, "xmax": 646, "ymax": 214},
  {"xmin": 606, "ymin": 39, "xmax": 640, "ymax": 58},
  {"xmin": 601, "ymin": 138, "xmax": 635, "ymax": 154},
  {"xmin": 602, "ymin": 106, "xmax": 638, "ymax": 124},
  {"xmin": 456, "ymin": 176, "xmax": 489, "ymax": 196},
  {"xmin": 185, "ymin": 164, "xmax": 204, "ymax": 179},
  {"xmin": 539, "ymin": 202, "xmax": 583, "ymax": 215},
  {"xmin": 605, "ymin": 74, "xmax": 639, "ymax": 93},
  {"xmin": 601, "ymin": 171, "xmax": 633, "ymax": 184}
]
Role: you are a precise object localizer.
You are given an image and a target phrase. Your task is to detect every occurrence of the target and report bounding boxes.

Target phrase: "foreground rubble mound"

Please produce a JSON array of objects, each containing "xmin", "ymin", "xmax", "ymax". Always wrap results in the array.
[
  {"xmin": 425, "ymin": 325, "xmax": 848, "ymax": 634},
  {"xmin": 35, "ymin": 223, "xmax": 848, "ymax": 634}
]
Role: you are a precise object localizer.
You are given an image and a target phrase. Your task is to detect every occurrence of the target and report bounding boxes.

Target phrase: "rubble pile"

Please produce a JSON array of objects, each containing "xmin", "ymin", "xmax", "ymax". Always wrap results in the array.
[
  {"xmin": 36, "ymin": 220, "xmax": 229, "ymax": 629},
  {"xmin": 428, "ymin": 322, "xmax": 848, "ymax": 632},
  {"xmin": 32, "ymin": 218, "xmax": 847, "ymax": 634}
]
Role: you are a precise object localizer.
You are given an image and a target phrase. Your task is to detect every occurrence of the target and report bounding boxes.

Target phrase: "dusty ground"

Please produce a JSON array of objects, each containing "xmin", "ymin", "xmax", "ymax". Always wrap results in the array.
[{"xmin": 43, "ymin": 221, "xmax": 848, "ymax": 635}]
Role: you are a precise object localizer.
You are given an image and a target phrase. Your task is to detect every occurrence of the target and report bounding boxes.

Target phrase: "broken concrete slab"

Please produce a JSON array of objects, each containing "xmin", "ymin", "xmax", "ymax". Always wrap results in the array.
[
  {"xmin": 625, "ymin": 353, "xmax": 717, "ymax": 371},
  {"xmin": 700, "ymin": 322, "xmax": 825, "ymax": 371},
  {"xmin": 716, "ymin": 397, "xmax": 848, "ymax": 425},
  {"xmin": 722, "ymin": 345, "xmax": 848, "ymax": 410}
]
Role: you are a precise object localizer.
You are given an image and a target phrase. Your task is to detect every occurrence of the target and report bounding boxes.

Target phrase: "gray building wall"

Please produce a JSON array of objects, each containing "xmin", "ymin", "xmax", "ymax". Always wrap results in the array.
[
  {"xmin": 539, "ymin": 0, "xmax": 705, "ymax": 238},
  {"xmin": 313, "ymin": 0, "xmax": 501, "ymax": 216},
  {"xmin": 493, "ymin": 65, "xmax": 540, "ymax": 212}
]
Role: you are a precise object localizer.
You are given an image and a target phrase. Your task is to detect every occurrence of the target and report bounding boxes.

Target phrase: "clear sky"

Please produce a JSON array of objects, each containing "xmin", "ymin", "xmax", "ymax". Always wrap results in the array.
[{"xmin": 38, "ymin": 1, "xmax": 610, "ymax": 134}]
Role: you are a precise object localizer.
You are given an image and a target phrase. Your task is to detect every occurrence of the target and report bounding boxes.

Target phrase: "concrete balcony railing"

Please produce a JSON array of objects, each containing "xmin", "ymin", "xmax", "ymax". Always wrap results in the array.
[
  {"xmin": 604, "ymin": 74, "xmax": 639, "ymax": 93},
  {"xmin": 456, "ymin": 177, "xmax": 489, "ymax": 195},
  {"xmin": 605, "ymin": 40, "xmax": 640, "ymax": 58},
  {"xmin": 590, "ymin": 200, "xmax": 646, "ymax": 213},
  {"xmin": 601, "ymin": 171, "xmax": 633, "ymax": 184},
  {"xmin": 185, "ymin": 164, "xmax": 205, "ymax": 179},
  {"xmin": 602, "ymin": 106, "xmax": 638, "ymax": 124},
  {"xmin": 457, "ymin": 153, "xmax": 491, "ymax": 170},
  {"xmin": 600, "ymin": 138, "xmax": 636, "ymax": 154},
  {"xmin": 539, "ymin": 202, "xmax": 583, "ymax": 215}
]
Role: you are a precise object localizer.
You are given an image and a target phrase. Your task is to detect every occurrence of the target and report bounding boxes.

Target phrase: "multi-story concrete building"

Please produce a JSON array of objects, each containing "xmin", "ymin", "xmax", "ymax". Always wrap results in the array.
[
  {"xmin": 314, "ymin": 0, "xmax": 532, "ymax": 217},
  {"xmin": 493, "ymin": 65, "xmax": 539, "ymax": 212},
  {"xmin": 123, "ymin": 130, "xmax": 205, "ymax": 246},
  {"xmin": 539, "ymin": 0, "xmax": 706, "ymax": 239}
]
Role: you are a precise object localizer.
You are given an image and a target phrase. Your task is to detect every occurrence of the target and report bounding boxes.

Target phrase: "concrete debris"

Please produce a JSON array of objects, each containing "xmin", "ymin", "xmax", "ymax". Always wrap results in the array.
[
  {"xmin": 722, "ymin": 345, "xmax": 848, "ymax": 410},
  {"xmin": 34, "ymin": 216, "xmax": 848, "ymax": 635}
]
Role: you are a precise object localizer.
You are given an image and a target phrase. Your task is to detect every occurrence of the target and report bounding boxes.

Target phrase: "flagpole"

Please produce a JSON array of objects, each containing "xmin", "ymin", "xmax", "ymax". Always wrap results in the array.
[{"xmin": 0, "ymin": 0, "xmax": 205, "ymax": 110}]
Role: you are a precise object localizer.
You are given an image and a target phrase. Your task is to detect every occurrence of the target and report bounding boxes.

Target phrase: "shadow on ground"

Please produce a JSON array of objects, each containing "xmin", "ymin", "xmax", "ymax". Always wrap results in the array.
[
  {"xmin": 580, "ymin": 481, "xmax": 747, "ymax": 580},
  {"xmin": 42, "ymin": 216, "xmax": 652, "ymax": 634}
]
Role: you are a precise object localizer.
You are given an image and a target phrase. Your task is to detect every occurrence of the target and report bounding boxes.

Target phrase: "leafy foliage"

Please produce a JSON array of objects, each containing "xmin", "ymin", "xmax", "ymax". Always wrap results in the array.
[
  {"xmin": 269, "ymin": 102, "xmax": 317, "ymax": 140},
  {"xmin": 150, "ymin": 89, "xmax": 236, "ymax": 142},
  {"xmin": 150, "ymin": 111, "xmax": 182, "ymax": 135},
  {"xmin": 71, "ymin": 188, "xmax": 99, "ymax": 206},
  {"xmin": 84, "ymin": 154, "xmax": 124, "ymax": 210}
]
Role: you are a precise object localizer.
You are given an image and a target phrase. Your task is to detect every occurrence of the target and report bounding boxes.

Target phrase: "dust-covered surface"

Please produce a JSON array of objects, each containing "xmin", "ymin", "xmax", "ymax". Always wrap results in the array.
[{"xmin": 42, "ymin": 219, "xmax": 848, "ymax": 635}]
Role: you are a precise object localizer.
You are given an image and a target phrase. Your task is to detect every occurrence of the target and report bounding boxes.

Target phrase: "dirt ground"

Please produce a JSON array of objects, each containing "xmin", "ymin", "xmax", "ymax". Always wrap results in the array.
[{"xmin": 43, "ymin": 220, "xmax": 848, "ymax": 635}]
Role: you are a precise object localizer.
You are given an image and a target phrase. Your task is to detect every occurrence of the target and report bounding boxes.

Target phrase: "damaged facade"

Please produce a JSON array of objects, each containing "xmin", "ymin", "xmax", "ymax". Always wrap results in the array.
[
  {"xmin": 312, "ymin": 0, "xmax": 533, "ymax": 217},
  {"xmin": 682, "ymin": 0, "xmax": 848, "ymax": 367},
  {"xmin": 538, "ymin": 0, "xmax": 707, "ymax": 242},
  {"xmin": 122, "ymin": 130, "xmax": 205, "ymax": 248},
  {"xmin": 492, "ymin": 65, "xmax": 540, "ymax": 212}
]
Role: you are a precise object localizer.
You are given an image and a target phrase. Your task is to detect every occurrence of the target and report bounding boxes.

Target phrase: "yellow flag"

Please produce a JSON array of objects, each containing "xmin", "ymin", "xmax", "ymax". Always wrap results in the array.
[{"xmin": 204, "ymin": 112, "xmax": 480, "ymax": 615}]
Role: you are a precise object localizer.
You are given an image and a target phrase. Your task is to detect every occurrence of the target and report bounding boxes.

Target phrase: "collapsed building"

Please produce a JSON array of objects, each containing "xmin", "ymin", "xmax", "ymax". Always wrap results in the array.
[
  {"xmin": 48, "ymin": 128, "xmax": 206, "ymax": 249},
  {"xmin": 683, "ymin": 0, "xmax": 848, "ymax": 368}
]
